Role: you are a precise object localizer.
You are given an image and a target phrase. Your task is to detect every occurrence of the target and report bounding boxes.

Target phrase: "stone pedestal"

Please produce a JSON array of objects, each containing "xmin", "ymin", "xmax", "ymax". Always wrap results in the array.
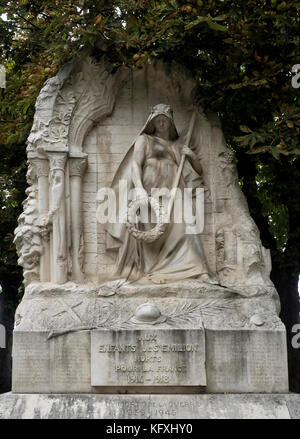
[
  {"xmin": 11, "ymin": 328, "xmax": 288, "ymax": 395},
  {"xmin": 12, "ymin": 282, "xmax": 288, "ymax": 395}
]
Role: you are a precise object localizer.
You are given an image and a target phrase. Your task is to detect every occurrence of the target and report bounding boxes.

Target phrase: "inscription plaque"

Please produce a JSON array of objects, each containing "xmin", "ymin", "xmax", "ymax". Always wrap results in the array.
[
  {"xmin": 12, "ymin": 331, "xmax": 92, "ymax": 393},
  {"xmin": 91, "ymin": 329, "xmax": 206, "ymax": 387},
  {"xmin": 50, "ymin": 331, "xmax": 91, "ymax": 393},
  {"xmin": 12, "ymin": 332, "xmax": 51, "ymax": 393},
  {"xmin": 206, "ymin": 329, "xmax": 289, "ymax": 393}
]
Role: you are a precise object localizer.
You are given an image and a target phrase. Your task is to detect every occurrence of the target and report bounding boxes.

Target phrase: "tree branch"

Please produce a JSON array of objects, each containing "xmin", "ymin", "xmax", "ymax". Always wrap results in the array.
[{"xmin": 15, "ymin": 13, "xmax": 41, "ymax": 30}]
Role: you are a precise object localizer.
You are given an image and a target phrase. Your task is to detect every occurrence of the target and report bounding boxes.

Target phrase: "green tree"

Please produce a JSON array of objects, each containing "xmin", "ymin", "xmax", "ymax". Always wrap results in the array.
[{"xmin": 0, "ymin": 0, "xmax": 299, "ymax": 391}]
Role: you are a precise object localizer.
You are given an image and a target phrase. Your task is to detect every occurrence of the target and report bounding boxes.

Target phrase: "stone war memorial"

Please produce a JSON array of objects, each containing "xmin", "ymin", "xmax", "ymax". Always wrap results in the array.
[{"xmin": 0, "ymin": 50, "xmax": 299, "ymax": 419}]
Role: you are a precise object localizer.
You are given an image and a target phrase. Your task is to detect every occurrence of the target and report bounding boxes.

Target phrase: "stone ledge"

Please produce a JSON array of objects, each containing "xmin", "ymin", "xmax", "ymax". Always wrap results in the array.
[{"xmin": 0, "ymin": 393, "xmax": 299, "ymax": 419}]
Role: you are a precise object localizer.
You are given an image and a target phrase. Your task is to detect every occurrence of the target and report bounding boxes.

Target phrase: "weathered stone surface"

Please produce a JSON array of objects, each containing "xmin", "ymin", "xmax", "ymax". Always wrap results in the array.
[
  {"xmin": 51, "ymin": 331, "xmax": 91, "ymax": 393},
  {"xmin": 12, "ymin": 331, "xmax": 93, "ymax": 394},
  {"xmin": 12, "ymin": 324, "xmax": 288, "ymax": 394},
  {"xmin": 206, "ymin": 329, "xmax": 289, "ymax": 393},
  {"xmin": 12, "ymin": 332, "xmax": 51, "ymax": 394},
  {"xmin": 14, "ymin": 282, "xmax": 281, "ymax": 333},
  {"xmin": 91, "ymin": 329, "xmax": 206, "ymax": 388},
  {"xmin": 285, "ymin": 394, "xmax": 300, "ymax": 419},
  {"xmin": 1, "ymin": 393, "xmax": 300, "ymax": 419}
]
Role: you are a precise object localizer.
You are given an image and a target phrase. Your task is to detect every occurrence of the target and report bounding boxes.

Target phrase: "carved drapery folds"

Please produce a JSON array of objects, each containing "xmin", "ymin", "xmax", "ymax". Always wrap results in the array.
[
  {"xmin": 69, "ymin": 155, "xmax": 87, "ymax": 282},
  {"xmin": 30, "ymin": 158, "xmax": 50, "ymax": 282},
  {"xmin": 47, "ymin": 152, "xmax": 68, "ymax": 284}
]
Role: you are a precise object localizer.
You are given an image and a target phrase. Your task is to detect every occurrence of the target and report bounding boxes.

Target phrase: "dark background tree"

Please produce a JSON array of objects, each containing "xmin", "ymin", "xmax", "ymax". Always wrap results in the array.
[{"xmin": 0, "ymin": 0, "xmax": 299, "ymax": 392}]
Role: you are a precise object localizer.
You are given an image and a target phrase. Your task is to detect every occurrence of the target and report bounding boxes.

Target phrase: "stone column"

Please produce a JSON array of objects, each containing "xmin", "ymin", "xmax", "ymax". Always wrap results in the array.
[
  {"xmin": 47, "ymin": 152, "xmax": 68, "ymax": 284},
  {"xmin": 69, "ymin": 156, "xmax": 87, "ymax": 282},
  {"xmin": 31, "ymin": 158, "xmax": 50, "ymax": 282}
]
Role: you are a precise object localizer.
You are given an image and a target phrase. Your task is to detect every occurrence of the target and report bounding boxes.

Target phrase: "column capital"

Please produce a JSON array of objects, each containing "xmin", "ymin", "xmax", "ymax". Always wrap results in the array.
[
  {"xmin": 69, "ymin": 157, "xmax": 87, "ymax": 177},
  {"xmin": 30, "ymin": 158, "xmax": 49, "ymax": 178}
]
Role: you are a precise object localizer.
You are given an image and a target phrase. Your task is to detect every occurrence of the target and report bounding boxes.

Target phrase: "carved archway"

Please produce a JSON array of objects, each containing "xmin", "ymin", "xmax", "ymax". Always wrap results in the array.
[{"xmin": 17, "ymin": 53, "xmax": 123, "ymax": 283}]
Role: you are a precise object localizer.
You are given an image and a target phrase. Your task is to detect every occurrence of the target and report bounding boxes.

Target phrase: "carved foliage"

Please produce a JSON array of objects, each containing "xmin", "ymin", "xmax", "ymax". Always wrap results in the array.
[
  {"xmin": 27, "ymin": 57, "xmax": 119, "ymax": 154},
  {"xmin": 14, "ymin": 177, "xmax": 42, "ymax": 285},
  {"xmin": 69, "ymin": 158, "xmax": 87, "ymax": 177}
]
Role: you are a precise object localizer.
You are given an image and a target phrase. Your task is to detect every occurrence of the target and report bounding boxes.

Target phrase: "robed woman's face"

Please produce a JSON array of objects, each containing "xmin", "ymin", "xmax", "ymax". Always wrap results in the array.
[{"xmin": 153, "ymin": 115, "xmax": 172, "ymax": 138}]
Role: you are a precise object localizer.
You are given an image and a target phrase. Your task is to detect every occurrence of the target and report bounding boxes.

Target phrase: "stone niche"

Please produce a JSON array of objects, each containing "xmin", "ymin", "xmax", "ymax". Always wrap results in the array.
[{"xmin": 12, "ymin": 50, "xmax": 288, "ymax": 394}]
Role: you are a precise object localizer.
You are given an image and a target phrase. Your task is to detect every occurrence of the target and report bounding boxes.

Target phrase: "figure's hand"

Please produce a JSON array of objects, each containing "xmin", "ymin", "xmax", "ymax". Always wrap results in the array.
[
  {"xmin": 134, "ymin": 187, "xmax": 148, "ymax": 199},
  {"xmin": 182, "ymin": 145, "xmax": 196, "ymax": 160},
  {"xmin": 128, "ymin": 188, "xmax": 149, "ymax": 224},
  {"xmin": 133, "ymin": 187, "xmax": 149, "ymax": 208}
]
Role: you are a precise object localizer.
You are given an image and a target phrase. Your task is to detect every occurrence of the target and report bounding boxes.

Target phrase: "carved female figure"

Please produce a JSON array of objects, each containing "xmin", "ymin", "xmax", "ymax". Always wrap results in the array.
[{"xmin": 105, "ymin": 104, "xmax": 216, "ymax": 284}]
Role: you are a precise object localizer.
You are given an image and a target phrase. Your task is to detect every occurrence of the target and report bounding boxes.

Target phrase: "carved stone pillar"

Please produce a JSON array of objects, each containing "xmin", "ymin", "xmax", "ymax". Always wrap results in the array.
[
  {"xmin": 69, "ymin": 156, "xmax": 87, "ymax": 282},
  {"xmin": 47, "ymin": 152, "xmax": 68, "ymax": 284},
  {"xmin": 31, "ymin": 158, "xmax": 50, "ymax": 282}
]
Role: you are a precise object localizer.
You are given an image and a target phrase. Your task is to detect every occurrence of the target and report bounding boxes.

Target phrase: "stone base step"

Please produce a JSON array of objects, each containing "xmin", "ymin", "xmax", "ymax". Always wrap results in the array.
[{"xmin": 0, "ymin": 392, "xmax": 299, "ymax": 419}]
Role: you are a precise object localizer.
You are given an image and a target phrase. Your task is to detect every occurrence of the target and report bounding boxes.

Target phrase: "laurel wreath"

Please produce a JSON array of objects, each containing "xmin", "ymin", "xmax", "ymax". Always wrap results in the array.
[{"xmin": 126, "ymin": 196, "xmax": 168, "ymax": 243}]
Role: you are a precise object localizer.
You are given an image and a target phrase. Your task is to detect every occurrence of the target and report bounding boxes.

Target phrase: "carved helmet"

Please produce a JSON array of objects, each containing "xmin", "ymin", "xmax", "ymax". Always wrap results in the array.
[{"xmin": 141, "ymin": 104, "xmax": 179, "ymax": 140}]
